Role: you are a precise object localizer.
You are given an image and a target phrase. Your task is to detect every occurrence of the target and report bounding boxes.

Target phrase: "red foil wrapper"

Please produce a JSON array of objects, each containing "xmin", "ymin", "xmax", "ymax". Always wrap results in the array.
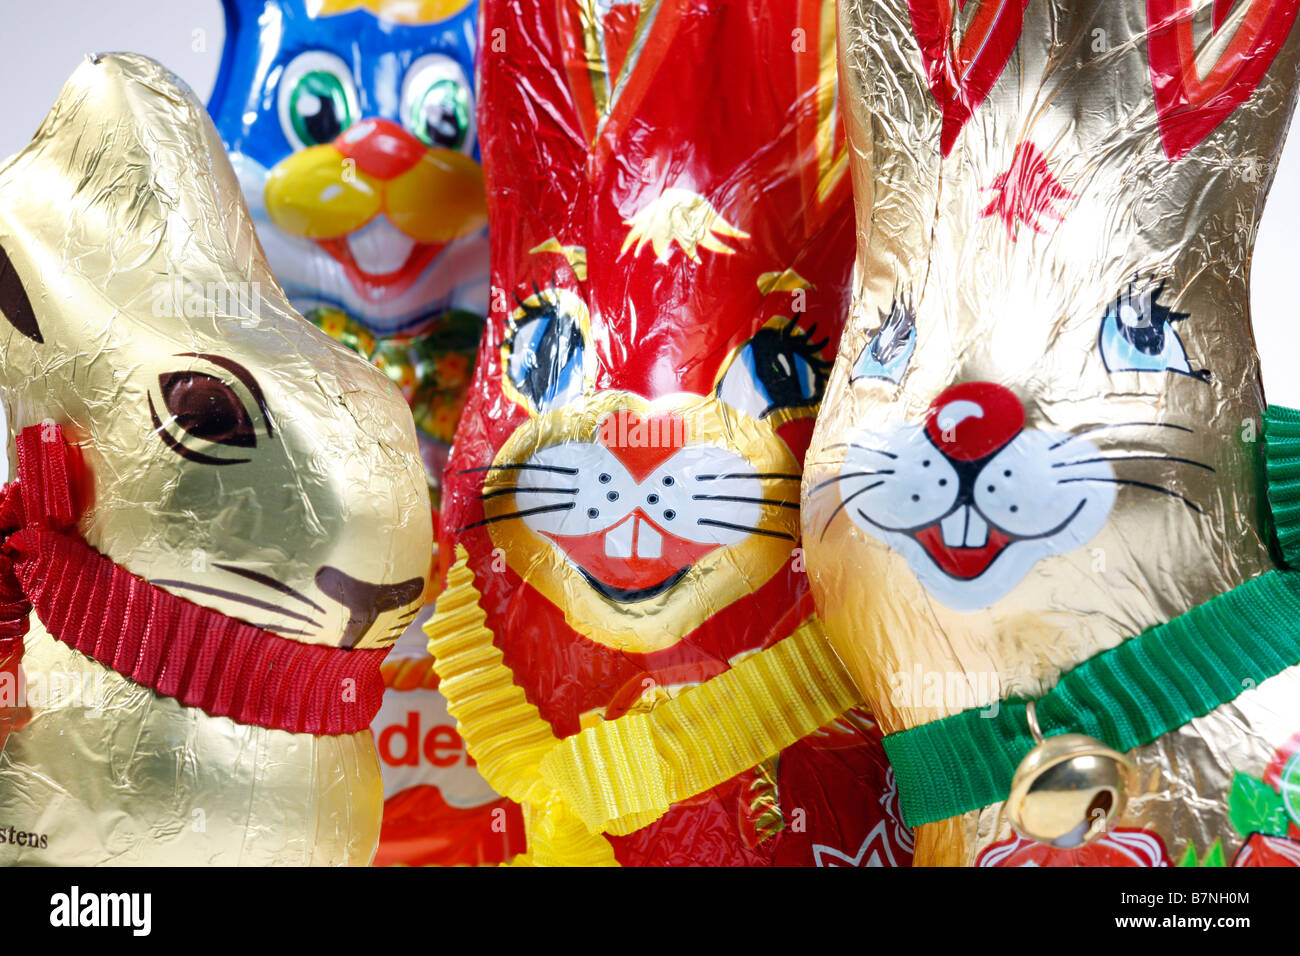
[{"xmin": 433, "ymin": 0, "xmax": 912, "ymax": 865}]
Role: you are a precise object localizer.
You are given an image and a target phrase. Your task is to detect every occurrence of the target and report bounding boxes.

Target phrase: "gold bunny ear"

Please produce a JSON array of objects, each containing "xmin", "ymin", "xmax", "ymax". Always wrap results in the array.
[{"xmin": 0, "ymin": 53, "xmax": 281, "ymax": 334}]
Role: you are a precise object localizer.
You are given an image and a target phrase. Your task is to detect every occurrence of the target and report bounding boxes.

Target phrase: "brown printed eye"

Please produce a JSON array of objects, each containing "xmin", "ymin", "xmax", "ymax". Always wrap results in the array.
[
  {"xmin": 150, "ymin": 353, "xmax": 274, "ymax": 466},
  {"xmin": 159, "ymin": 371, "xmax": 256, "ymax": 447}
]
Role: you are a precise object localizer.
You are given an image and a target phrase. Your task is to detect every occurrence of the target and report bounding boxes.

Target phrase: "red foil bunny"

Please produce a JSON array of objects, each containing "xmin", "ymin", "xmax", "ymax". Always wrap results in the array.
[{"xmin": 425, "ymin": 0, "xmax": 912, "ymax": 866}]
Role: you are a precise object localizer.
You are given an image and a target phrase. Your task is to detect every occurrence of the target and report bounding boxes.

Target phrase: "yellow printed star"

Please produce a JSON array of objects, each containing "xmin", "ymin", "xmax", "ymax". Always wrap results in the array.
[{"xmin": 620, "ymin": 188, "xmax": 749, "ymax": 263}]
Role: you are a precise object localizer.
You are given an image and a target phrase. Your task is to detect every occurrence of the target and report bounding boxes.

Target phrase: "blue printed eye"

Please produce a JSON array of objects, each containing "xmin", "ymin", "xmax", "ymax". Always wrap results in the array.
[
  {"xmin": 718, "ymin": 321, "xmax": 830, "ymax": 419},
  {"xmin": 504, "ymin": 288, "xmax": 592, "ymax": 412},
  {"xmin": 401, "ymin": 54, "xmax": 474, "ymax": 153},
  {"xmin": 276, "ymin": 51, "xmax": 359, "ymax": 150},
  {"xmin": 852, "ymin": 294, "xmax": 915, "ymax": 384},
  {"xmin": 1098, "ymin": 279, "xmax": 1208, "ymax": 380}
]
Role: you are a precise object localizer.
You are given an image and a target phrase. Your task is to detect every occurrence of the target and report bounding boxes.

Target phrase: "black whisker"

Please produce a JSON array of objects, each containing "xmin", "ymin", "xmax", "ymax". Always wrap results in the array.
[
  {"xmin": 821, "ymin": 481, "xmax": 884, "ymax": 539},
  {"xmin": 694, "ymin": 473, "xmax": 802, "ymax": 481},
  {"xmin": 1048, "ymin": 421, "xmax": 1194, "ymax": 450},
  {"xmin": 692, "ymin": 494, "xmax": 799, "ymax": 509},
  {"xmin": 1052, "ymin": 454, "xmax": 1213, "ymax": 472},
  {"xmin": 457, "ymin": 463, "xmax": 579, "ymax": 476},
  {"xmin": 457, "ymin": 502, "xmax": 576, "ymax": 532},
  {"xmin": 479, "ymin": 486, "xmax": 579, "ymax": 500},
  {"xmin": 1056, "ymin": 477, "xmax": 1204, "ymax": 514},
  {"xmin": 809, "ymin": 470, "xmax": 891, "ymax": 494},
  {"xmin": 153, "ymin": 580, "xmax": 321, "ymax": 627},
  {"xmin": 213, "ymin": 563, "xmax": 327, "ymax": 614},
  {"xmin": 696, "ymin": 518, "xmax": 795, "ymax": 541}
]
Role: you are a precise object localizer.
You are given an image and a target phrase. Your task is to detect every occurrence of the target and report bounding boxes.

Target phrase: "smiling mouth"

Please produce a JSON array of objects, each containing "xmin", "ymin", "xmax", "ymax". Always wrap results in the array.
[
  {"xmin": 912, "ymin": 513, "xmax": 1012, "ymax": 579},
  {"xmin": 315, "ymin": 217, "xmax": 445, "ymax": 302},
  {"xmin": 860, "ymin": 499, "xmax": 1087, "ymax": 581},
  {"xmin": 543, "ymin": 511, "xmax": 720, "ymax": 603}
]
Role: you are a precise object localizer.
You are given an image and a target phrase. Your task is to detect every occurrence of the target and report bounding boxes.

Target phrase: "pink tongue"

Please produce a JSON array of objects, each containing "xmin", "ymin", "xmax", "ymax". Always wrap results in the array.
[
  {"xmin": 543, "ymin": 511, "xmax": 719, "ymax": 591},
  {"xmin": 912, "ymin": 523, "xmax": 1011, "ymax": 579}
]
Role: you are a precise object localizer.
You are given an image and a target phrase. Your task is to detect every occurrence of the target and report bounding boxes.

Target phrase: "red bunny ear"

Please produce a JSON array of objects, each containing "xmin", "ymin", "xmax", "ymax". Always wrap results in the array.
[
  {"xmin": 556, "ymin": 0, "xmax": 691, "ymax": 170},
  {"xmin": 1148, "ymin": 0, "xmax": 1300, "ymax": 161},
  {"xmin": 486, "ymin": 0, "xmax": 848, "ymax": 233},
  {"xmin": 908, "ymin": 0, "xmax": 1031, "ymax": 156}
]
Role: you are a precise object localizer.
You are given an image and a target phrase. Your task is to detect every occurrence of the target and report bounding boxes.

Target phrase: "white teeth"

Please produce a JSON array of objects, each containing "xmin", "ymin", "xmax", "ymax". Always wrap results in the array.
[
  {"xmin": 636, "ymin": 520, "xmax": 662, "ymax": 559},
  {"xmin": 940, "ymin": 506, "xmax": 990, "ymax": 547},
  {"xmin": 605, "ymin": 519, "xmax": 635, "ymax": 558},
  {"xmin": 940, "ymin": 508, "xmax": 966, "ymax": 547},
  {"xmin": 605, "ymin": 518, "xmax": 665, "ymax": 559},
  {"xmin": 346, "ymin": 217, "xmax": 417, "ymax": 274}
]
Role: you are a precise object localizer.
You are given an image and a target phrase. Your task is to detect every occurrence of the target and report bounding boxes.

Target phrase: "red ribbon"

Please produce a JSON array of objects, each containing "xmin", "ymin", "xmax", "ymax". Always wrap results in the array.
[{"xmin": 0, "ymin": 424, "xmax": 388, "ymax": 736}]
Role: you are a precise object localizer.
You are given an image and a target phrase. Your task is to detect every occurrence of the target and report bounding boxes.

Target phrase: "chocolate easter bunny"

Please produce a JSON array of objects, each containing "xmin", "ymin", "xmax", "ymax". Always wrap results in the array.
[
  {"xmin": 0, "ymin": 54, "xmax": 431, "ymax": 865},
  {"xmin": 804, "ymin": 0, "xmax": 1300, "ymax": 865},
  {"xmin": 425, "ymin": 0, "xmax": 912, "ymax": 866}
]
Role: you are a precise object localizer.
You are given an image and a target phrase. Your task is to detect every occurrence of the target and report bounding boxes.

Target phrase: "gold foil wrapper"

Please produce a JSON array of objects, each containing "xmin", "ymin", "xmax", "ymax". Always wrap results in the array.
[
  {"xmin": 0, "ymin": 53, "xmax": 431, "ymax": 864},
  {"xmin": 805, "ymin": 0, "xmax": 1300, "ymax": 865}
]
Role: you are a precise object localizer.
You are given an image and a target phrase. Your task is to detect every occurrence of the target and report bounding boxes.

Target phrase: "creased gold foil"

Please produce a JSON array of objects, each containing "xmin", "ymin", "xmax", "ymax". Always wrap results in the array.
[{"xmin": 0, "ymin": 54, "xmax": 431, "ymax": 865}]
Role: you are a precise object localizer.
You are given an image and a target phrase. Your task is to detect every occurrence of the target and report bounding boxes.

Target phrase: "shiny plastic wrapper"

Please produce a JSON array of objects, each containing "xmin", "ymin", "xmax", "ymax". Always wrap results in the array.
[
  {"xmin": 0, "ymin": 52, "xmax": 431, "ymax": 865},
  {"xmin": 209, "ymin": 0, "xmax": 517, "ymax": 865},
  {"xmin": 430, "ymin": 0, "xmax": 911, "ymax": 866},
  {"xmin": 803, "ymin": 0, "xmax": 1300, "ymax": 865}
]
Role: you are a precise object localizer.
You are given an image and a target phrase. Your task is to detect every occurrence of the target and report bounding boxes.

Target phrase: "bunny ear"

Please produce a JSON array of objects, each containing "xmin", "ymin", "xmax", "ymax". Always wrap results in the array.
[
  {"xmin": 209, "ymin": 0, "xmax": 265, "ymax": 123},
  {"xmin": 1148, "ymin": 0, "xmax": 1300, "ymax": 161},
  {"xmin": 1, "ymin": 53, "xmax": 280, "ymax": 313},
  {"xmin": 908, "ymin": 0, "xmax": 1030, "ymax": 158}
]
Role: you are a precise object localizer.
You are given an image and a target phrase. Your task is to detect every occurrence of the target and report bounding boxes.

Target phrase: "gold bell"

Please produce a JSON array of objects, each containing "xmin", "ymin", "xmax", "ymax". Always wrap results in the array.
[{"xmin": 1005, "ymin": 701, "xmax": 1134, "ymax": 848}]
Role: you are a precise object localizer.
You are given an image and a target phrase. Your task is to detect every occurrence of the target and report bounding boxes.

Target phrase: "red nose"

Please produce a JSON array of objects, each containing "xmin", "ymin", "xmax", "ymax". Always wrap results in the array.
[
  {"xmin": 333, "ymin": 118, "xmax": 425, "ymax": 180},
  {"xmin": 598, "ymin": 410, "xmax": 688, "ymax": 483},
  {"xmin": 924, "ymin": 382, "xmax": 1025, "ymax": 461}
]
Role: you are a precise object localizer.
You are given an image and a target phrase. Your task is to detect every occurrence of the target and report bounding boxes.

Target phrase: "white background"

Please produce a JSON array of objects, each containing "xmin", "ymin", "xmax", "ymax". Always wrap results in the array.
[{"xmin": 0, "ymin": 0, "xmax": 1298, "ymax": 408}]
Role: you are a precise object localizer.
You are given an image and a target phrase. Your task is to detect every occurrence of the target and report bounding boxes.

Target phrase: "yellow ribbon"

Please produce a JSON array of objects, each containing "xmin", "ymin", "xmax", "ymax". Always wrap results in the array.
[{"xmin": 424, "ymin": 545, "xmax": 863, "ymax": 866}]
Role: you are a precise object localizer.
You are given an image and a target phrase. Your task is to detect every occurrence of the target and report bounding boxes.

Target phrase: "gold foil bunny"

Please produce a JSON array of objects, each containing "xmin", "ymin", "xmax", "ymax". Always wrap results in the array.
[
  {"xmin": 805, "ymin": 0, "xmax": 1300, "ymax": 866},
  {"xmin": 0, "ymin": 53, "xmax": 431, "ymax": 865}
]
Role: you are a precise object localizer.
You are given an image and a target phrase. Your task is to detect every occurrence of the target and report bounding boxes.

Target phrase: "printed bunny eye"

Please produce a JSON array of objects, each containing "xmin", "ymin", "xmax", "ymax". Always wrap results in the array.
[
  {"xmin": 150, "ymin": 354, "xmax": 274, "ymax": 466},
  {"xmin": 502, "ymin": 287, "xmax": 593, "ymax": 413},
  {"xmin": 852, "ymin": 294, "xmax": 916, "ymax": 384},
  {"xmin": 718, "ymin": 319, "xmax": 830, "ymax": 419},
  {"xmin": 401, "ymin": 54, "xmax": 474, "ymax": 152},
  {"xmin": 277, "ymin": 51, "xmax": 359, "ymax": 150},
  {"xmin": 159, "ymin": 372, "xmax": 255, "ymax": 446},
  {"xmin": 1098, "ymin": 279, "xmax": 1209, "ymax": 380}
]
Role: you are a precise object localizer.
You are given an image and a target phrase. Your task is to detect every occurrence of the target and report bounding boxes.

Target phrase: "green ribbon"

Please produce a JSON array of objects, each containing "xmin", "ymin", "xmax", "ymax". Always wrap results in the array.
[{"xmin": 882, "ymin": 405, "xmax": 1300, "ymax": 828}]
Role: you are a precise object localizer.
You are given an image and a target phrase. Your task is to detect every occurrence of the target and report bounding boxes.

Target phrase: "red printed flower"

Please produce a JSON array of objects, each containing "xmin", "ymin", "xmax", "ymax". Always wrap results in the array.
[{"xmin": 981, "ymin": 141, "xmax": 1075, "ymax": 238}]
